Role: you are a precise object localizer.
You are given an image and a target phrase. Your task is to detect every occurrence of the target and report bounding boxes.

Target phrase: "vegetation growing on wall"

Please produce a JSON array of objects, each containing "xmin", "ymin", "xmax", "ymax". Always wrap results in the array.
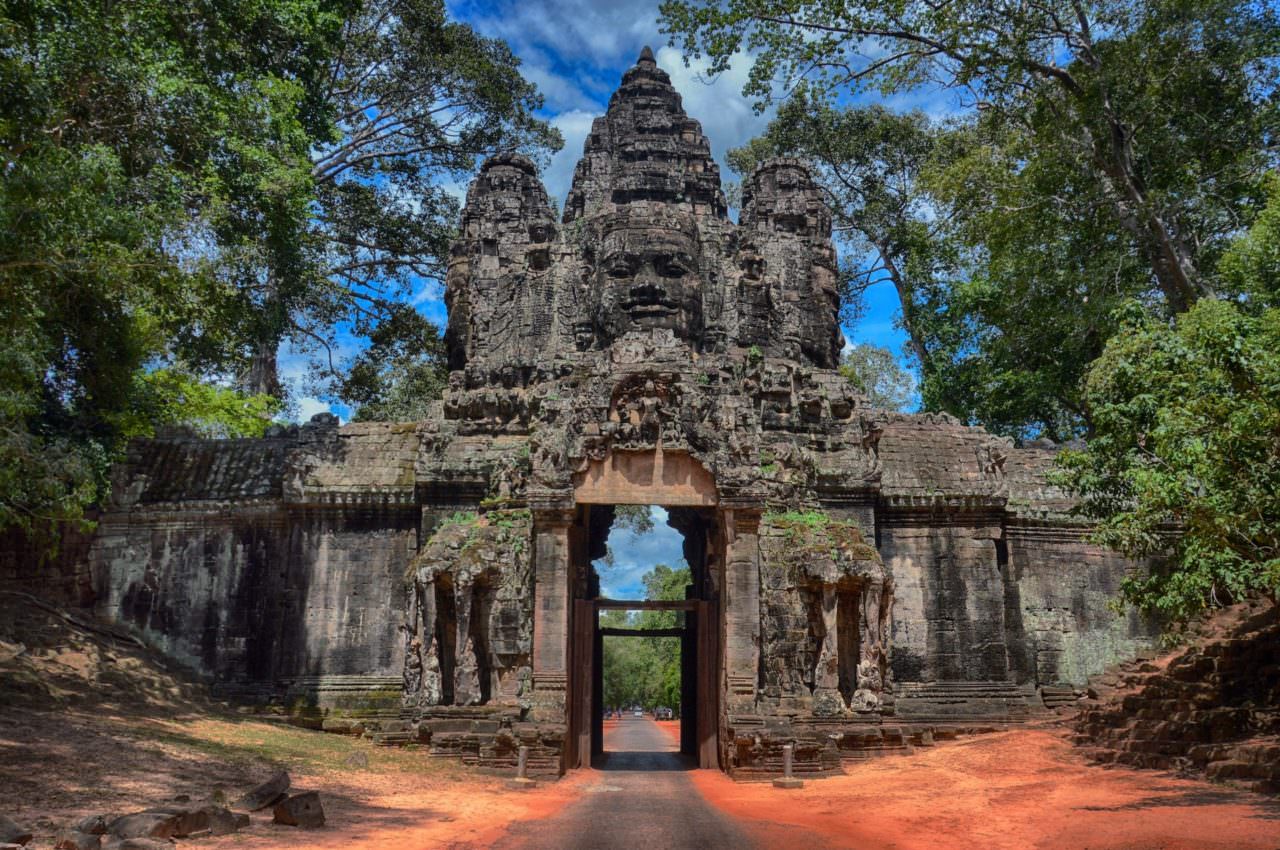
[{"xmin": 762, "ymin": 510, "xmax": 878, "ymax": 563}]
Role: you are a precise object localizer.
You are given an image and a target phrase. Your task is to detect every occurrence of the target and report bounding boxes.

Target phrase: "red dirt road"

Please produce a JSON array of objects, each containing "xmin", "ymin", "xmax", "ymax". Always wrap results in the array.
[
  {"xmin": 688, "ymin": 728, "xmax": 1280, "ymax": 850},
  {"xmin": 485, "ymin": 720, "xmax": 1280, "ymax": 849},
  {"xmin": 491, "ymin": 716, "xmax": 827, "ymax": 849}
]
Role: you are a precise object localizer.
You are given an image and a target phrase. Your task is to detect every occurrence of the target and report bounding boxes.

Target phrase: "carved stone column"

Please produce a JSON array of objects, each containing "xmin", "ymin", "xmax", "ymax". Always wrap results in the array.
[
  {"xmin": 722, "ymin": 508, "xmax": 761, "ymax": 714},
  {"xmin": 853, "ymin": 576, "xmax": 894, "ymax": 710},
  {"xmin": 413, "ymin": 570, "xmax": 442, "ymax": 706},
  {"xmin": 453, "ymin": 573, "xmax": 481, "ymax": 705},
  {"xmin": 531, "ymin": 508, "xmax": 574, "ymax": 721},
  {"xmin": 812, "ymin": 582, "xmax": 843, "ymax": 715}
]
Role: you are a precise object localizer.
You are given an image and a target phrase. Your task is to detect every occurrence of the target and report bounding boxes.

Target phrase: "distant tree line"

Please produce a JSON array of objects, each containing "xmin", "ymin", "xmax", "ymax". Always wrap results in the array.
[{"xmin": 601, "ymin": 564, "xmax": 689, "ymax": 713}]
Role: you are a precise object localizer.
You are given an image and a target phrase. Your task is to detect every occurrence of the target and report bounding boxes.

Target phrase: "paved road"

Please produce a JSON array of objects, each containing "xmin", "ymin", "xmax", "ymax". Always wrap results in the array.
[{"xmin": 491, "ymin": 717, "xmax": 822, "ymax": 850}]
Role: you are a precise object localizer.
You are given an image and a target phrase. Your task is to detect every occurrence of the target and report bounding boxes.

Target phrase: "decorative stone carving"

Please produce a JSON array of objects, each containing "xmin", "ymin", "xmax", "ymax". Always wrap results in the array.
[{"xmin": 403, "ymin": 510, "xmax": 533, "ymax": 709}]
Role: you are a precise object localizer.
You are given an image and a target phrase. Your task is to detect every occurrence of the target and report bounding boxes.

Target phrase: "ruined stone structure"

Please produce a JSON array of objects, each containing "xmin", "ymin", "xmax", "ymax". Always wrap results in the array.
[{"xmin": 88, "ymin": 49, "xmax": 1155, "ymax": 776}]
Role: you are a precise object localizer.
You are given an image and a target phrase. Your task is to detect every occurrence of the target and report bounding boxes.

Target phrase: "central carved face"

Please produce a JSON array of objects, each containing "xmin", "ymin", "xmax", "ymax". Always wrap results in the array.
[{"xmin": 595, "ymin": 221, "xmax": 703, "ymax": 344}]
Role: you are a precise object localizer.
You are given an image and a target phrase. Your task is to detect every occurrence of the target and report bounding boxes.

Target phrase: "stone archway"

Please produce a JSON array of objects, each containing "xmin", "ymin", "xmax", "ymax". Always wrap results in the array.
[{"xmin": 565, "ymin": 450, "xmax": 722, "ymax": 770}]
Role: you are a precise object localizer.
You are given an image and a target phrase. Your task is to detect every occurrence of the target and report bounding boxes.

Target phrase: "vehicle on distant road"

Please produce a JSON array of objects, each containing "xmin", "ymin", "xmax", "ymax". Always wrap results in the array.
[
  {"xmin": 655, "ymin": 707, "xmax": 673, "ymax": 720},
  {"xmin": 633, "ymin": 709, "xmax": 644, "ymax": 718}
]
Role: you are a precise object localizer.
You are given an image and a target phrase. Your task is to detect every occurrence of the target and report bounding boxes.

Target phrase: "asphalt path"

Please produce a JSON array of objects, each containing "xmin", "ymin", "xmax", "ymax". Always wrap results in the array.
[{"xmin": 491, "ymin": 717, "xmax": 823, "ymax": 850}]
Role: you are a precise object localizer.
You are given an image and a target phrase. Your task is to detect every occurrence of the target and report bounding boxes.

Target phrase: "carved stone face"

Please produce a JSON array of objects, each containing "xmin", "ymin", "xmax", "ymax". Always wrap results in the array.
[{"xmin": 595, "ymin": 221, "xmax": 703, "ymax": 344}]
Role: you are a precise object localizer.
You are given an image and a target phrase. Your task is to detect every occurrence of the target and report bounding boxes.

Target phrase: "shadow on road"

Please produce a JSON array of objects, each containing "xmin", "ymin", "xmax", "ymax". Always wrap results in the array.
[{"xmin": 596, "ymin": 750, "xmax": 695, "ymax": 772}]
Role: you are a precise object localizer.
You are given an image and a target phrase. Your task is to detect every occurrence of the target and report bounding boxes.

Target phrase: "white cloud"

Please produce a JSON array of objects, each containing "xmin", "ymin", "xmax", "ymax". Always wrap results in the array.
[
  {"xmin": 460, "ymin": 0, "xmax": 666, "ymax": 70},
  {"xmin": 594, "ymin": 506, "xmax": 687, "ymax": 599},
  {"xmin": 296, "ymin": 397, "xmax": 336, "ymax": 422},
  {"xmin": 523, "ymin": 63, "xmax": 603, "ymax": 114},
  {"xmin": 542, "ymin": 108, "xmax": 601, "ymax": 208}
]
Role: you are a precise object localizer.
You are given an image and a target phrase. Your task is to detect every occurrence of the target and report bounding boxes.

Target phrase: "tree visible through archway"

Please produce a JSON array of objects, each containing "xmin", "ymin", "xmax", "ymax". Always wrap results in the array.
[{"xmin": 594, "ymin": 506, "xmax": 691, "ymax": 720}]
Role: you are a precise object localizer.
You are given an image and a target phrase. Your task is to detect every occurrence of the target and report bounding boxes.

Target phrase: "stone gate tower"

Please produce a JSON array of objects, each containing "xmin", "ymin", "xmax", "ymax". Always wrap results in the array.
[{"xmin": 91, "ymin": 49, "xmax": 1155, "ymax": 776}]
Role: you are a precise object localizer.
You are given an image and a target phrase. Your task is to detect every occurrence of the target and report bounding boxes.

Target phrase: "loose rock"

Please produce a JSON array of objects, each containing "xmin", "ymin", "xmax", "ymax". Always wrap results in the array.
[
  {"xmin": 235, "ymin": 769, "xmax": 290, "ymax": 811},
  {"xmin": 54, "ymin": 832, "xmax": 100, "ymax": 850},
  {"xmin": 272, "ymin": 792, "xmax": 325, "ymax": 829},
  {"xmin": 104, "ymin": 813, "xmax": 175, "ymax": 841},
  {"xmin": 0, "ymin": 815, "xmax": 32, "ymax": 845},
  {"xmin": 205, "ymin": 806, "xmax": 249, "ymax": 836},
  {"xmin": 100, "ymin": 839, "xmax": 174, "ymax": 850},
  {"xmin": 73, "ymin": 815, "xmax": 110, "ymax": 836}
]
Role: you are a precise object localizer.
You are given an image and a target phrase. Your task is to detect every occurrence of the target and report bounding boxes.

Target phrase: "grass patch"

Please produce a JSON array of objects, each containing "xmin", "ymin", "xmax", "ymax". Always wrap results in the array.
[{"xmin": 147, "ymin": 717, "xmax": 467, "ymax": 780}]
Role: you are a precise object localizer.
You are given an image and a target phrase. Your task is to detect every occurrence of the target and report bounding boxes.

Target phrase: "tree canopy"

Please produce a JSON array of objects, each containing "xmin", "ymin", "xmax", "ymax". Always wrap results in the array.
[
  {"xmin": 669, "ymin": 0, "xmax": 1280, "ymax": 619},
  {"xmin": 694, "ymin": 0, "xmax": 1279, "ymax": 440},
  {"xmin": 0, "ymin": 0, "xmax": 558, "ymax": 536}
]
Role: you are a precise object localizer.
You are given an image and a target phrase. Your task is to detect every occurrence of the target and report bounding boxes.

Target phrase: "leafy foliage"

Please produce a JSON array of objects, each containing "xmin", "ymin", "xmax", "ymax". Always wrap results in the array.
[
  {"xmin": 667, "ymin": 0, "xmax": 1279, "ymax": 440},
  {"xmin": 1, "ymin": 0, "xmax": 333, "ymax": 531},
  {"xmin": 0, "ymin": 0, "xmax": 559, "ymax": 536},
  {"xmin": 663, "ymin": 0, "xmax": 1278, "ymax": 311},
  {"xmin": 839, "ymin": 343, "xmax": 916, "ymax": 412},
  {"xmin": 340, "ymin": 305, "xmax": 447, "ymax": 422},
  {"xmin": 1056, "ymin": 299, "xmax": 1280, "ymax": 621},
  {"xmin": 290, "ymin": 0, "xmax": 563, "ymax": 402},
  {"xmin": 612, "ymin": 504, "xmax": 657, "ymax": 535},
  {"xmin": 601, "ymin": 564, "xmax": 690, "ymax": 713}
]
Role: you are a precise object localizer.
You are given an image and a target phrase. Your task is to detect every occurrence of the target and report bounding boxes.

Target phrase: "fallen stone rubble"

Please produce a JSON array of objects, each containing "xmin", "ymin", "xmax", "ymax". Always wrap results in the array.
[
  {"xmin": 1073, "ymin": 600, "xmax": 1280, "ymax": 794},
  {"xmin": 3, "ymin": 769, "xmax": 327, "ymax": 849}
]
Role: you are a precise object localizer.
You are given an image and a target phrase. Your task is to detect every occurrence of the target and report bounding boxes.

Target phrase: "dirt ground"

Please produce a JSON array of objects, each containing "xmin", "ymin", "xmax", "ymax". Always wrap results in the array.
[
  {"xmin": 690, "ymin": 728, "xmax": 1280, "ymax": 850},
  {"xmin": 5, "ymin": 708, "xmax": 1280, "ymax": 849}
]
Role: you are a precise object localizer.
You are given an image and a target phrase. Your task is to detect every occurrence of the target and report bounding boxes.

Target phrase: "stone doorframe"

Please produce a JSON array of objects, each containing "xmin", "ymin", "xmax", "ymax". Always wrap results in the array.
[{"xmin": 531, "ymin": 448, "xmax": 754, "ymax": 772}]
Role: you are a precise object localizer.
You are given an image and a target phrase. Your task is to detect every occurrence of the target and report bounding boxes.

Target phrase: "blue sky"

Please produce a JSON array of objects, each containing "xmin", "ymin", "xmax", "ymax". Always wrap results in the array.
[
  {"xmin": 289, "ymin": 0, "xmax": 967, "ymax": 421},
  {"xmin": 593, "ymin": 507, "xmax": 687, "ymax": 599}
]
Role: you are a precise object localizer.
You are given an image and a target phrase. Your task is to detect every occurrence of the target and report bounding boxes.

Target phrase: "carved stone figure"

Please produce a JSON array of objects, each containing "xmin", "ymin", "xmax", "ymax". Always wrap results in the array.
[{"xmin": 594, "ymin": 212, "xmax": 704, "ymax": 346}]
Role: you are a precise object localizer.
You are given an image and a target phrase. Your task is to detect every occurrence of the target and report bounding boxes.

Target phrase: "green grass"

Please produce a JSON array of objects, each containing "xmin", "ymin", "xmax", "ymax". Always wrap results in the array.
[{"xmin": 149, "ymin": 717, "xmax": 467, "ymax": 779}]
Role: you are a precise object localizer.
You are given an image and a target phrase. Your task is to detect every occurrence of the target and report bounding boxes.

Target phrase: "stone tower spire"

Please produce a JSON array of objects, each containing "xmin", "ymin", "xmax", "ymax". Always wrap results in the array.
[{"xmin": 562, "ymin": 48, "xmax": 727, "ymax": 223}]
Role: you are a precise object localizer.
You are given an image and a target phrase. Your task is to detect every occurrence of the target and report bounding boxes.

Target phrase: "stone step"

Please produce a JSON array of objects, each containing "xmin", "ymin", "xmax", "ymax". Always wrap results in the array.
[{"xmin": 367, "ymin": 731, "xmax": 415, "ymax": 747}]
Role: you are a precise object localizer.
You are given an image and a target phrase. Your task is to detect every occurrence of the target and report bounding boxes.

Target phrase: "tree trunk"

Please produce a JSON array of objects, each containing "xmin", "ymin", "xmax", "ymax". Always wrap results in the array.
[
  {"xmin": 875, "ymin": 243, "xmax": 931, "ymax": 368},
  {"xmin": 240, "ymin": 333, "xmax": 283, "ymax": 398}
]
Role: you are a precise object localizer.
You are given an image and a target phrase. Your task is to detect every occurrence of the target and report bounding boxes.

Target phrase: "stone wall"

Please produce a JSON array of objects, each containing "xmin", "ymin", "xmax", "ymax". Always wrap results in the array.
[
  {"xmin": 92, "ymin": 505, "xmax": 416, "ymax": 703},
  {"xmin": 880, "ymin": 513, "xmax": 1010, "ymax": 684},
  {"xmin": 1007, "ymin": 522, "xmax": 1157, "ymax": 687},
  {"xmin": 87, "ymin": 419, "xmax": 424, "ymax": 713}
]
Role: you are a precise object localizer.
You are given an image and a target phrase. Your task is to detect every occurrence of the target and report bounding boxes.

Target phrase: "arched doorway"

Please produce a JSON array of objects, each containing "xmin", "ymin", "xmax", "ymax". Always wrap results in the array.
[{"xmin": 566, "ymin": 449, "xmax": 722, "ymax": 769}]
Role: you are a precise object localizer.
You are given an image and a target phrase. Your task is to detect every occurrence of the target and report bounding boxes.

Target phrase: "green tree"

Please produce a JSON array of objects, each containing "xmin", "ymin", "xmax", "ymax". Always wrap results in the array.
[
  {"xmin": 340, "ymin": 305, "xmax": 447, "ymax": 421},
  {"xmin": 663, "ymin": 0, "xmax": 1279, "ymax": 313},
  {"xmin": 1056, "ymin": 299, "xmax": 1280, "ymax": 621},
  {"xmin": 258, "ymin": 0, "xmax": 564, "ymax": 400},
  {"xmin": 613, "ymin": 504, "xmax": 656, "ymax": 535},
  {"xmin": 0, "ymin": 0, "xmax": 559, "ymax": 534},
  {"xmin": 838, "ymin": 343, "xmax": 916, "ymax": 412},
  {"xmin": 917, "ymin": 114, "xmax": 1152, "ymax": 440},
  {"xmin": 1, "ymin": 0, "xmax": 333, "ymax": 532},
  {"xmin": 1056, "ymin": 178, "xmax": 1280, "ymax": 621},
  {"xmin": 600, "ymin": 564, "xmax": 691, "ymax": 712}
]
